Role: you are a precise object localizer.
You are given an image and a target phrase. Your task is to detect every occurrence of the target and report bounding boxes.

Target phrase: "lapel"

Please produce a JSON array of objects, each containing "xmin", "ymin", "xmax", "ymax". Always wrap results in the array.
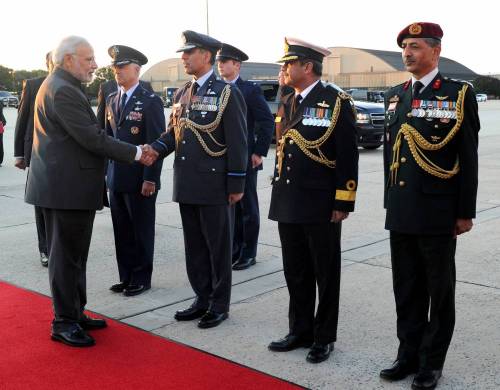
[
  {"xmin": 119, "ymin": 85, "xmax": 142, "ymax": 125},
  {"xmin": 398, "ymin": 79, "xmax": 413, "ymax": 119},
  {"xmin": 197, "ymin": 73, "xmax": 216, "ymax": 97},
  {"xmin": 285, "ymin": 81, "xmax": 324, "ymax": 131}
]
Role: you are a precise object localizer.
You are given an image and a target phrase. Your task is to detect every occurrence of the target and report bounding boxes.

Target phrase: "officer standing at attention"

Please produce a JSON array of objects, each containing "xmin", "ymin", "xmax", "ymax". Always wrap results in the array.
[
  {"xmin": 216, "ymin": 43, "xmax": 274, "ymax": 271},
  {"xmin": 148, "ymin": 31, "xmax": 247, "ymax": 328},
  {"xmin": 267, "ymin": 38, "xmax": 359, "ymax": 364},
  {"xmin": 380, "ymin": 23, "xmax": 479, "ymax": 390},
  {"xmin": 105, "ymin": 45, "xmax": 165, "ymax": 297}
]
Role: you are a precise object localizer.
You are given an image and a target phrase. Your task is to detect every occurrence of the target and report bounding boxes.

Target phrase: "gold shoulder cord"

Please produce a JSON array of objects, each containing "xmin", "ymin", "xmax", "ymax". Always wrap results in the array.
[
  {"xmin": 276, "ymin": 95, "xmax": 342, "ymax": 177},
  {"xmin": 390, "ymin": 84, "xmax": 468, "ymax": 184},
  {"xmin": 174, "ymin": 84, "xmax": 232, "ymax": 157}
]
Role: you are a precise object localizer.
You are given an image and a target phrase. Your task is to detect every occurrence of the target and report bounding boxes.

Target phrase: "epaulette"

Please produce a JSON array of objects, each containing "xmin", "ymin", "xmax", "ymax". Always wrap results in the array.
[
  {"xmin": 443, "ymin": 77, "xmax": 473, "ymax": 87},
  {"xmin": 338, "ymin": 91, "xmax": 352, "ymax": 101}
]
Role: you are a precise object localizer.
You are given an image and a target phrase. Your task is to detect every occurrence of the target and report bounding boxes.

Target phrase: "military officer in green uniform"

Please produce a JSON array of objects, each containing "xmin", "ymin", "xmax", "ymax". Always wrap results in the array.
[
  {"xmin": 267, "ymin": 38, "xmax": 359, "ymax": 364},
  {"xmin": 380, "ymin": 22, "xmax": 480, "ymax": 390}
]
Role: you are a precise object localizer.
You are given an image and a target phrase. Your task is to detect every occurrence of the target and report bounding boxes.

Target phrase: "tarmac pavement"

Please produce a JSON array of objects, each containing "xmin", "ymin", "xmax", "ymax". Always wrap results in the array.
[{"xmin": 0, "ymin": 101, "xmax": 499, "ymax": 389}]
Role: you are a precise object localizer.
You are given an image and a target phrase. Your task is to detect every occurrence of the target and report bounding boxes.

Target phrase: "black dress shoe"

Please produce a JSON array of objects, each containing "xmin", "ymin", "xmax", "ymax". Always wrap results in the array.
[
  {"xmin": 268, "ymin": 334, "xmax": 313, "ymax": 352},
  {"xmin": 51, "ymin": 324, "xmax": 95, "ymax": 347},
  {"xmin": 174, "ymin": 306, "xmax": 207, "ymax": 321},
  {"xmin": 197, "ymin": 311, "xmax": 228, "ymax": 329},
  {"xmin": 123, "ymin": 284, "xmax": 150, "ymax": 296},
  {"xmin": 380, "ymin": 359, "xmax": 418, "ymax": 381},
  {"xmin": 109, "ymin": 282, "xmax": 128, "ymax": 293},
  {"xmin": 232, "ymin": 257, "xmax": 256, "ymax": 270},
  {"xmin": 79, "ymin": 315, "xmax": 107, "ymax": 330},
  {"xmin": 40, "ymin": 252, "xmax": 49, "ymax": 267},
  {"xmin": 306, "ymin": 342, "xmax": 333, "ymax": 363},
  {"xmin": 412, "ymin": 369, "xmax": 442, "ymax": 389}
]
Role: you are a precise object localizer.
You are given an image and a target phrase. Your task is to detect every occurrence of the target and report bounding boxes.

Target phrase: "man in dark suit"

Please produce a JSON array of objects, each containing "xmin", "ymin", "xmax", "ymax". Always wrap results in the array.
[
  {"xmin": 148, "ymin": 30, "xmax": 247, "ymax": 329},
  {"xmin": 14, "ymin": 52, "xmax": 53, "ymax": 267},
  {"xmin": 216, "ymin": 43, "xmax": 274, "ymax": 271},
  {"xmin": 25, "ymin": 36, "xmax": 155, "ymax": 347},
  {"xmin": 97, "ymin": 78, "xmax": 153, "ymax": 129},
  {"xmin": 380, "ymin": 23, "xmax": 480, "ymax": 390},
  {"xmin": 267, "ymin": 38, "xmax": 359, "ymax": 364},
  {"xmin": 105, "ymin": 45, "xmax": 165, "ymax": 297}
]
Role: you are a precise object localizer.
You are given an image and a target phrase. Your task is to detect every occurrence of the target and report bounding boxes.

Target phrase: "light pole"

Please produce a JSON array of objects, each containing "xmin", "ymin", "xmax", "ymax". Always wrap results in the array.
[{"xmin": 206, "ymin": 0, "xmax": 209, "ymax": 35}]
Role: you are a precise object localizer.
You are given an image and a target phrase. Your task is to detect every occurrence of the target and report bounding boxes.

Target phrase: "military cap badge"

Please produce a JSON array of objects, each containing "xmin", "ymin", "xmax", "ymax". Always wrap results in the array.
[{"xmin": 409, "ymin": 23, "xmax": 423, "ymax": 35}]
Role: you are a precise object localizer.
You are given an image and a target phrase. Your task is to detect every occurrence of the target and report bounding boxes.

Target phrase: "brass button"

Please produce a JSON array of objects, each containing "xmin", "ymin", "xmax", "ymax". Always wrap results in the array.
[
  {"xmin": 211, "ymin": 168, "xmax": 216, "ymax": 172},
  {"xmin": 182, "ymin": 140, "xmax": 186, "ymax": 144},
  {"xmin": 288, "ymin": 153, "xmax": 292, "ymax": 158},
  {"xmin": 275, "ymin": 164, "xmax": 279, "ymax": 168},
  {"xmin": 399, "ymin": 181, "xmax": 406, "ymax": 187},
  {"xmin": 275, "ymin": 177, "xmax": 280, "ymax": 182},
  {"xmin": 407, "ymin": 112, "xmax": 412, "ymax": 118},
  {"xmin": 434, "ymin": 124, "xmax": 439, "ymax": 129},
  {"xmin": 400, "ymin": 157, "xmax": 407, "ymax": 163},
  {"xmin": 181, "ymin": 156, "xmax": 186, "ymax": 160},
  {"xmin": 286, "ymin": 166, "xmax": 291, "ymax": 171},
  {"xmin": 289, "ymin": 140, "xmax": 294, "ymax": 145},
  {"xmin": 286, "ymin": 179, "xmax": 290, "ymax": 184}
]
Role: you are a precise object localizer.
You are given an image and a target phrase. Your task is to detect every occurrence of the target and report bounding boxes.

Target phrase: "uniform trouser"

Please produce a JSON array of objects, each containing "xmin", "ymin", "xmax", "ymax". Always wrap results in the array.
[
  {"xmin": 390, "ymin": 231, "xmax": 457, "ymax": 370},
  {"xmin": 41, "ymin": 207, "xmax": 95, "ymax": 329},
  {"xmin": 278, "ymin": 221, "xmax": 342, "ymax": 344},
  {"xmin": 109, "ymin": 190, "xmax": 157, "ymax": 286},
  {"xmin": 179, "ymin": 203, "xmax": 233, "ymax": 313},
  {"xmin": 233, "ymin": 169, "xmax": 259, "ymax": 260},
  {"xmin": 34, "ymin": 205, "xmax": 48, "ymax": 255}
]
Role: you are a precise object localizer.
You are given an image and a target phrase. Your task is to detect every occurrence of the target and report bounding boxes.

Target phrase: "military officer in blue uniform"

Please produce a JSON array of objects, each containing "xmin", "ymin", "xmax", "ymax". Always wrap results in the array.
[
  {"xmin": 267, "ymin": 38, "xmax": 359, "ymax": 364},
  {"xmin": 380, "ymin": 23, "xmax": 480, "ymax": 390},
  {"xmin": 105, "ymin": 45, "xmax": 165, "ymax": 297},
  {"xmin": 149, "ymin": 31, "xmax": 247, "ymax": 328},
  {"xmin": 216, "ymin": 43, "xmax": 274, "ymax": 271}
]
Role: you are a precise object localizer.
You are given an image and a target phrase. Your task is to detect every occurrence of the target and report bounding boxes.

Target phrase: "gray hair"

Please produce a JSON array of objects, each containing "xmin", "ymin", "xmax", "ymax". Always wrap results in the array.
[
  {"xmin": 423, "ymin": 38, "xmax": 441, "ymax": 48},
  {"xmin": 52, "ymin": 36, "xmax": 91, "ymax": 65}
]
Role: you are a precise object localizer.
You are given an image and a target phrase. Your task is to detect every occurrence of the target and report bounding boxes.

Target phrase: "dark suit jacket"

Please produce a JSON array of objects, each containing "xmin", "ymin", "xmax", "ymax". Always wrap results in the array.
[
  {"xmin": 383, "ymin": 73, "xmax": 480, "ymax": 234},
  {"xmin": 235, "ymin": 77, "xmax": 274, "ymax": 170},
  {"xmin": 25, "ymin": 67, "xmax": 137, "ymax": 210},
  {"xmin": 268, "ymin": 82, "xmax": 359, "ymax": 223},
  {"xmin": 105, "ymin": 85, "xmax": 165, "ymax": 192},
  {"xmin": 14, "ymin": 76, "xmax": 45, "ymax": 165},
  {"xmin": 152, "ymin": 72, "xmax": 248, "ymax": 205},
  {"xmin": 97, "ymin": 79, "xmax": 154, "ymax": 129},
  {"xmin": 0, "ymin": 102, "xmax": 5, "ymax": 125}
]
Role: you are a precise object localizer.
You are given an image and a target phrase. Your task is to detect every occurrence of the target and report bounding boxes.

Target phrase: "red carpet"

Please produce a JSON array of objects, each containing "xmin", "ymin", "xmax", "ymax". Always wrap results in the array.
[{"xmin": 0, "ymin": 281, "xmax": 301, "ymax": 390}]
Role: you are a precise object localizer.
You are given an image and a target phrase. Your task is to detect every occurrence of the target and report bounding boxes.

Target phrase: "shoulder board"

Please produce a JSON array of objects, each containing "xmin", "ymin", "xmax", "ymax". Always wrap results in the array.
[
  {"xmin": 443, "ymin": 77, "xmax": 473, "ymax": 87},
  {"xmin": 338, "ymin": 91, "xmax": 352, "ymax": 101},
  {"xmin": 108, "ymin": 91, "xmax": 119, "ymax": 98}
]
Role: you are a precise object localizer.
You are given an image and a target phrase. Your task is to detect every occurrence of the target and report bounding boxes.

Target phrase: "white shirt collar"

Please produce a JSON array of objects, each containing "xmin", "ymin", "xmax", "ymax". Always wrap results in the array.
[
  {"xmin": 119, "ymin": 82, "xmax": 140, "ymax": 105},
  {"xmin": 411, "ymin": 67, "xmax": 439, "ymax": 93},
  {"xmin": 296, "ymin": 80, "xmax": 320, "ymax": 101},
  {"xmin": 227, "ymin": 74, "xmax": 240, "ymax": 84},
  {"xmin": 193, "ymin": 69, "xmax": 214, "ymax": 89}
]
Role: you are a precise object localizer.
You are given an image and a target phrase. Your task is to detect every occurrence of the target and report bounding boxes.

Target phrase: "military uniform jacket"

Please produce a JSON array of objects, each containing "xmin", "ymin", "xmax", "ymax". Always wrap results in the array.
[
  {"xmin": 152, "ymin": 73, "xmax": 248, "ymax": 205},
  {"xmin": 105, "ymin": 85, "xmax": 165, "ymax": 193},
  {"xmin": 383, "ymin": 73, "xmax": 480, "ymax": 234},
  {"xmin": 235, "ymin": 77, "xmax": 274, "ymax": 170},
  {"xmin": 268, "ymin": 82, "xmax": 359, "ymax": 224},
  {"xmin": 25, "ymin": 67, "xmax": 136, "ymax": 210},
  {"xmin": 14, "ymin": 76, "xmax": 45, "ymax": 166}
]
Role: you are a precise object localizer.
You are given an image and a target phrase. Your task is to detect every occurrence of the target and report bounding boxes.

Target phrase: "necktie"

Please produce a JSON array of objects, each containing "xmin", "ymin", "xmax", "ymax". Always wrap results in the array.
[
  {"xmin": 118, "ymin": 92, "xmax": 127, "ymax": 117},
  {"xmin": 412, "ymin": 81, "xmax": 424, "ymax": 98},
  {"xmin": 293, "ymin": 94, "xmax": 302, "ymax": 114},
  {"xmin": 192, "ymin": 82, "xmax": 199, "ymax": 96}
]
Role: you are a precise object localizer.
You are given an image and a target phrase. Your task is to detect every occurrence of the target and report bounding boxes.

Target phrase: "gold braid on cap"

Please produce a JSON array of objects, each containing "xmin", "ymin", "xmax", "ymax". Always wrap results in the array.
[
  {"xmin": 390, "ymin": 84, "xmax": 468, "ymax": 183},
  {"xmin": 276, "ymin": 96, "xmax": 342, "ymax": 176},
  {"xmin": 174, "ymin": 84, "xmax": 231, "ymax": 157}
]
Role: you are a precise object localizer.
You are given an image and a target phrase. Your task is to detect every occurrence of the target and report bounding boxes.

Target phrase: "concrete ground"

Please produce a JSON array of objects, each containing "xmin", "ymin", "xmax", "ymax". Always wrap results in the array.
[{"xmin": 1, "ymin": 101, "xmax": 499, "ymax": 389}]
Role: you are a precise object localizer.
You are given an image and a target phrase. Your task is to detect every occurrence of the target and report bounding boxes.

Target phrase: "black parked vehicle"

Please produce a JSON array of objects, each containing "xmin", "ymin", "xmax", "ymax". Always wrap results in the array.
[{"xmin": 253, "ymin": 80, "xmax": 384, "ymax": 149}]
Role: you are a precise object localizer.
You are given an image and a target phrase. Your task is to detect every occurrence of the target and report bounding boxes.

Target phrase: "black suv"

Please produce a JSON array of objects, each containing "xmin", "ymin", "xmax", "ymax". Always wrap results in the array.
[{"xmin": 252, "ymin": 80, "xmax": 384, "ymax": 149}]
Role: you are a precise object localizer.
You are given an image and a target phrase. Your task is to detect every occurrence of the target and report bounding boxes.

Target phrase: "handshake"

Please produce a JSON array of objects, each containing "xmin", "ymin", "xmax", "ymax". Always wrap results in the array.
[{"xmin": 139, "ymin": 144, "xmax": 159, "ymax": 166}]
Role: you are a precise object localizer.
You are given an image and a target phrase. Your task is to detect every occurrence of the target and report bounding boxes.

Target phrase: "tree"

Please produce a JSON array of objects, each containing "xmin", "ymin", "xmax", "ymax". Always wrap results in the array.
[
  {"xmin": 86, "ymin": 67, "xmax": 114, "ymax": 98},
  {"xmin": 13, "ymin": 69, "xmax": 48, "ymax": 94},
  {"xmin": 473, "ymin": 76, "xmax": 500, "ymax": 98},
  {"xmin": 0, "ymin": 65, "xmax": 15, "ymax": 90}
]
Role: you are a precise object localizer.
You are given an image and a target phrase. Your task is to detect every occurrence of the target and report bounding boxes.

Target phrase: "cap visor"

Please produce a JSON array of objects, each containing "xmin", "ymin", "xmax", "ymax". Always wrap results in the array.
[
  {"xmin": 277, "ymin": 55, "xmax": 299, "ymax": 63},
  {"xmin": 176, "ymin": 44, "xmax": 198, "ymax": 53}
]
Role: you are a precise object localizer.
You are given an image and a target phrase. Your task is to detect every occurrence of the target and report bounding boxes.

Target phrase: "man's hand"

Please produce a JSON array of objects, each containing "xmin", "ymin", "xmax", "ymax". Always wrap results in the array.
[
  {"xmin": 228, "ymin": 192, "xmax": 244, "ymax": 205},
  {"xmin": 14, "ymin": 158, "xmax": 26, "ymax": 170},
  {"xmin": 141, "ymin": 181, "xmax": 156, "ymax": 197},
  {"xmin": 454, "ymin": 218, "xmax": 473, "ymax": 237},
  {"xmin": 251, "ymin": 154, "xmax": 263, "ymax": 169},
  {"xmin": 139, "ymin": 144, "xmax": 159, "ymax": 166},
  {"xmin": 331, "ymin": 210, "xmax": 349, "ymax": 223}
]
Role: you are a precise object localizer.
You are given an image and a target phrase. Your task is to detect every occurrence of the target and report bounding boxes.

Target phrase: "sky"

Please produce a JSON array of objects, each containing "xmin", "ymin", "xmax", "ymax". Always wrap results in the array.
[{"xmin": 1, "ymin": 0, "xmax": 498, "ymax": 76}]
